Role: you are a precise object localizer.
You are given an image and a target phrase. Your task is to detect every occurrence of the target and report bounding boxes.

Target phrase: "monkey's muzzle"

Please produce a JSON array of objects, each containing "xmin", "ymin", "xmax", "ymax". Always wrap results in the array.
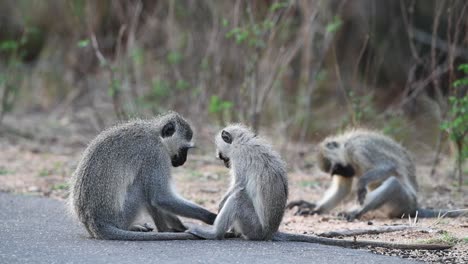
[
  {"xmin": 331, "ymin": 163, "xmax": 355, "ymax": 178},
  {"xmin": 218, "ymin": 152, "xmax": 230, "ymax": 168},
  {"xmin": 171, "ymin": 147, "xmax": 189, "ymax": 167}
]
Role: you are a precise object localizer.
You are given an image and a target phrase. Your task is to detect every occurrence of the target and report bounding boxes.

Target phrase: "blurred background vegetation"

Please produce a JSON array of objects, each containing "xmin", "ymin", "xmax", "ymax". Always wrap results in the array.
[{"xmin": 0, "ymin": 0, "xmax": 466, "ymax": 184}]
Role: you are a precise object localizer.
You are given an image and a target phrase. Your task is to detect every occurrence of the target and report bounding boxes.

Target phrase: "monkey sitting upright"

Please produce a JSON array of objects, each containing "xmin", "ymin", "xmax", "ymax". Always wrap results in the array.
[
  {"xmin": 288, "ymin": 129, "xmax": 464, "ymax": 221},
  {"xmin": 69, "ymin": 112, "xmax": 216, "ymax": 240}
]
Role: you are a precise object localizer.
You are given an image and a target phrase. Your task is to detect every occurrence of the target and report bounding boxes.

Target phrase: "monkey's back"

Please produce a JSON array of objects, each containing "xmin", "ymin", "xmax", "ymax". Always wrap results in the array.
[
  {"xmin": 243, "ymin": 143, "xmax": 288, "ymax": 239},
  {"xmin": 69, "ymin": 120, "xmax": 164, "ymax": 231},
  {"xmin": 341, "ymin": 130, "xmax": 418, "ymax": 193}
]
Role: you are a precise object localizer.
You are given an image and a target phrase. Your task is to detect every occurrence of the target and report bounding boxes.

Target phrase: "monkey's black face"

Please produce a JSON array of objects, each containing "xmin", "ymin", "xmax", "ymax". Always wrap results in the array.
[
  {"xmin": 171, "ymin": 147, "xmax": 189, "ymax": 167},
  {"xmin": 218, "ymin": 152, "xmax": 230, "ymax": 168},
  {"xmin": 331, "ymin": 163, "xmax": 355, "ymax": 178}
]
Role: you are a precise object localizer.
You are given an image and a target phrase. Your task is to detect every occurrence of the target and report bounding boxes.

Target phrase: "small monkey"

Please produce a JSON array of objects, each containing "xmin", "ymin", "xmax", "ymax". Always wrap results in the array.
[
  {"xmin": 69, "ymin": 112, "xmax": 216, "ymax": 240},
  {"xmin": 188, "ymin": 125, "xmax": 451, "ymax": 250},
  {"xmin": 288, "ymin": 129, "xmax": 465, "ymax": 221}
]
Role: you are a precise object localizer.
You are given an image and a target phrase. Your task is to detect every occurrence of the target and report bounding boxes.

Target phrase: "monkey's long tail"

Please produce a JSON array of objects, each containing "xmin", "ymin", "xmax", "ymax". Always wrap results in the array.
[
  {"xmin": 272, "ymin": 232, "xmax": 452, "ymax": 250},
  {"xmin": 414, "ymin": 208, "xmax": 467, "ymax": 218},
  {"xmin": 97, "ymin": 225, "xmax": 200, "ymax": 241}
]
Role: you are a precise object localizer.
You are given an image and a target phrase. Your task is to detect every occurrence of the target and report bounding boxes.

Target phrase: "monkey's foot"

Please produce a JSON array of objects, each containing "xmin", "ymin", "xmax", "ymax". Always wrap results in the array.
[
  {"xmin": 129, "ymin": 223, "xmax": 154, "ymax": 232},
  {"xmin": 186, "ymin": 226, "xmax": 218, "ymax": 240},
  {"xmin": 357, "ymin": 187, "xmax": 367, "ymax": 205},
  {"xmin": 286, "ymin": 200, "xmax": 318, "ymax": 216}
]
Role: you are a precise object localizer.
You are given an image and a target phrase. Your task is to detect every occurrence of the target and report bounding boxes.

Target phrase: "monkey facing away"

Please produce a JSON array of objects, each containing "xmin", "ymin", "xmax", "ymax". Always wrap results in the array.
[
  {"xmin": 187, "ymin": 125, "xmax": 451, "ymax": 250},
  {"xmin": 287, "ymin": 129, "xmax": 465, "ymax": 221},
  {"xmin": 69, "ymin": 112, "xmax": 216, "ymax": 240}
]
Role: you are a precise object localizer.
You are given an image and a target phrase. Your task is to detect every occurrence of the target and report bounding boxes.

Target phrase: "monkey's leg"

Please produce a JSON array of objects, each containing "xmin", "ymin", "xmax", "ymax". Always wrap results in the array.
[
  {"xmin": 356, "ymin": 164, "xmax": 397, "ymax": 205},
  {"xmin": 233, "ymin": 193, "xmax": 264, "ymax": 240},
  {"xmin": 147, "ymin": 206, "xmax": 185, "ymax": 232},
  {"xmin": 312, "ymin": 176, "xmax": 353, "ymax": 215},
  {"xmin": 188, "ymin": 190, "xmax": 243, "ymax": 240},
  {"xmin": 123, "ymin": 184, "xmax": 153, "ymax": 232},
  {"xmin": 345, "ymin": 177, "xmax": 406, "ymax": 221}
]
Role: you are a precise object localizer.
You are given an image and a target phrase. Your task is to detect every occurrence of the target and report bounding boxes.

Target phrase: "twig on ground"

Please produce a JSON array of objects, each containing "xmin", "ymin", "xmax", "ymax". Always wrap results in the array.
[{"xmin": 317, "ymin": 225, "xmax": 414, "ymax": 238}]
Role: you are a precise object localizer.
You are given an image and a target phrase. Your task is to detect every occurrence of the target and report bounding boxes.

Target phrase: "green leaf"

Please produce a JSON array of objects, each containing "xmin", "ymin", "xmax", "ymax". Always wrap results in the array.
[
  {"xmin": 222, "ymin": 19, "xmax": 229, "ymax": 27},
  {"xmin": 270, "ymin": 2, "xmax": 288, "ymax": 12},
  {"xmin": 77, "ymin": 39, "xmax": 90, "ymax": 48},
  {"xmin": 176, "ymin": 79, "xmax": 189, "ymax": 90},
  {"xmin": 0, "ymin": 40, "xmax": 18, "ymax": 52},
  {"xmin": 167, "ymin": 51, "xmax": 182, "ymax": 65},
  {"xmin": 152, "ymin": 79, "xmax": 170, "ymax": 97},
  {"xmin": 457, "ymin": 63, "xmax": 468, "ymax": 73},
  {"xmin": 326, "ymin": 16, "xmax": 343, "ymax": 33}
]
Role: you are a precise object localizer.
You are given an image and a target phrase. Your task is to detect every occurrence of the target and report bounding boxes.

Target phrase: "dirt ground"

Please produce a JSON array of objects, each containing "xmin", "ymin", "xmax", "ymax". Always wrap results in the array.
[{"xmin": 0, "ymin": 116, "xmax": 467, "ymax": 263}]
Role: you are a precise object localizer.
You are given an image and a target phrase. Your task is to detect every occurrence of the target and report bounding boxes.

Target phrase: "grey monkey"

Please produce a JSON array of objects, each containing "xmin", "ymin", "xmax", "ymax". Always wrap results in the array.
[
  {"xmin": 187, "ymin": 125, "xmax": 450, "ymax": 250},
  {"xmin": 288, "ymin": 129, "xmax": 465, "ymax": 221},
  {"xmin": 69, "ymin": 112, "xmax": 216, "ymax": 240}
]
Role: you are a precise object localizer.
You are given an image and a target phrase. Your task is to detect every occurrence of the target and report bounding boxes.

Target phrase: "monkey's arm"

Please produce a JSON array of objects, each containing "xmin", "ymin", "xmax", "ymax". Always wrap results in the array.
[
  {"xmin": 314, "ymin": 175, "xmax": 353, "ymax": 213},
  {"xmin": 218, "ymin": 184, "xmax": 242, "ymax": 212},
  {"xmin": 153, "ymin": 189, "xmax": 217, "ymax": 225},
  {"xmin": 145, "ymin": 159, "xmax": 217, "ymax": 224},
  {"xmin": 356, "ymin": 164, "xmax": 396, "ymax": 205}
]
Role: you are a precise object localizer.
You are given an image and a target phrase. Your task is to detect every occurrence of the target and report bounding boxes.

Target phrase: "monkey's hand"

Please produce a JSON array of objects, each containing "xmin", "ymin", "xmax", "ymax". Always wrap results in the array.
[
  {"xmin": 186, "ymin": 226, "xmax": 218, "ymax": 240},
  {"xmin": 338, "ymin": 210, "xmax": 362, "ymax": 222},
  {"xmin": 286, "ymin": 200, "xmax": 320, "ymax": 216}
]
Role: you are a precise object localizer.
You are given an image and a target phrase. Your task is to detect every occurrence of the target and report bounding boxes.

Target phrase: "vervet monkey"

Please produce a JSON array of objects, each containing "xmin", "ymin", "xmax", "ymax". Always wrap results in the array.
[
  {"xmin": 187, "ymin": 125, "xmax": 450, "ymax": 250},
  {"xmin": 69, "ymin": 112, "xmax": 216, "ymax": 240},
  {"xmin": 288, "ymin": 129, "xmax": 465, "ymax": 221}
]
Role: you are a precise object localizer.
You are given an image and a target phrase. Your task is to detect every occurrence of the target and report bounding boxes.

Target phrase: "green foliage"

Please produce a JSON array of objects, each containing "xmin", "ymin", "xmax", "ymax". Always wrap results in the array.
[
  {"xmin": 418, "ymin": 232, "xmax": 460, "ymax": 245},
  {"xmin": 167, "ymin": 51, "xmax": 183, "ymax": 65},
  {"xmin": 269, "ymin": 2, "xmax": 289, "ymax": 12},
  {"xmin": 208, "ymin": 95, "xmax": 233, "ymax": 114},
  {"xmin": 0, "ymin": 166, "xmax": 13, "ymax": 175},
  {"xmin": 131, "ymin": 48, "xmax": 144, "ymax": 65},
  {"xmin": 342, "ymin": 91, "xmax": 375, "ymax": 127},
  {"xmin": 151, "ymin": 79, "xmax": 170, "ymax": 97},
  {"xmin": 0, "ymin": 29, "xmax": 31, "ymax": 122},
  {"xmin": 382, "ymin": 115, "xmax": 408, "ymax": 140},
  {"xmin": 441, "ymin": 63, "xmax": 468, "ymax": 187},
  {"xmin": 77, "ymin": 39, "xmax": 89, "ymax": 48},
  {"xmin": 208, "ymin": 95, "xmax": 234, "ymax": 124},
  {"xmin": 176, "ymin": 79, "xmax": 189, "ymax": 90},
  {"xmin": 326, "ymin": 16, "xmax": 343, "ymax": 33},
  {"xmin": 38, "ymin": 169, "xmax": 51, "ymax": 177},
  {"xmin": 225, "ymin": 16, "xmax": 277, "ymax": 48},
  {"xmin": 52, "ymin": 183, "xmax": 69, "ymax": 191}
]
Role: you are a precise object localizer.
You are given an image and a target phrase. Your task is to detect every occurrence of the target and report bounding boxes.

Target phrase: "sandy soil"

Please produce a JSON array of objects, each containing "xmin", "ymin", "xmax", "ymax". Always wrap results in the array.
[{"xmin": 0, "ymin": 123, "xmax": 467, "ymax": 263}]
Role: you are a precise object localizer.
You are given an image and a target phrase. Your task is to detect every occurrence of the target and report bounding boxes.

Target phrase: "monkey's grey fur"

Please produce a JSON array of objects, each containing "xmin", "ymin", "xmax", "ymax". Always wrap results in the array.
[
  {"xmin": 187, "ymin": 125, "xmax": 451, "ymax": 250},
  {"xmin": 288, "ymin": 129, "xmax": 465, "ymax": 221},
  {"xmin": 188, "ymin": 124, "xmax": 288, "ymax": 240},
  {"xmin": 69, "ymin": 112, "xmax": 216, "ymax": 240}
]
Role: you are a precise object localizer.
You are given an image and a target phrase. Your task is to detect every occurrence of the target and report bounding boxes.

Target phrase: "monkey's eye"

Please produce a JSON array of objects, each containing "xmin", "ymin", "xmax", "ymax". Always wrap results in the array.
[
  {"xmin": 221, "ymin": 130, "xmax": 232, "ymax": 144},
  {"xmin": 162, "ymin": 122, "xmax": 176, "ymax": 138},
  {"xmin": 326, "ymin": 141, "xmax": 339, "ymax": 149}
]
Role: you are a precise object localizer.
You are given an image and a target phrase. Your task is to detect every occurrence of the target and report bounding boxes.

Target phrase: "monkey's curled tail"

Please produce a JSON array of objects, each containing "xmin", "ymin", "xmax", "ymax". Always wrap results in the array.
[
  {"xmin": 414, "ymin": 208, "xmax": 467, "ymax": 218},
  {"xmin": 272, "ymin": 232, "xmax": 452, "ymax": 250},
  {"xmin": 96, "ymin": 225, "xmax": 200, "ymax": 241}
]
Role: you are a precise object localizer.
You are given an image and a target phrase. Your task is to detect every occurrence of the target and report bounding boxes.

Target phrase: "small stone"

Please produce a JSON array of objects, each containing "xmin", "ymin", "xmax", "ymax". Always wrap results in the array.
[{"xmin": 28, "ymin": 186, "xmax": 40, "ymax": 192}]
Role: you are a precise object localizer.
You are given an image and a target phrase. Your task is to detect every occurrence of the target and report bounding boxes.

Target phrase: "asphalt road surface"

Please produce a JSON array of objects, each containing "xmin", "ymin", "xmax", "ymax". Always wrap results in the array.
[{"xmin": 0, "ymin": 192, "xmax": 416, "ymax": 264}]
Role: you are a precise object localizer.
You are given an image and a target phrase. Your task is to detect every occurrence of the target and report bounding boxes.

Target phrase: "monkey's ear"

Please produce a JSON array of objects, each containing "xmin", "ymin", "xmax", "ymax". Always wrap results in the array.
[
  {"xmin": 221, "ymin": 130, "xmax": 233, "ymax": 144},
  {"xmin": 326, "ymin": 141, "xmax": 339, "ymax": 149},
  {"xmin": 162, "ymin": 122, "xmax": 176, "ymax": 138}
]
